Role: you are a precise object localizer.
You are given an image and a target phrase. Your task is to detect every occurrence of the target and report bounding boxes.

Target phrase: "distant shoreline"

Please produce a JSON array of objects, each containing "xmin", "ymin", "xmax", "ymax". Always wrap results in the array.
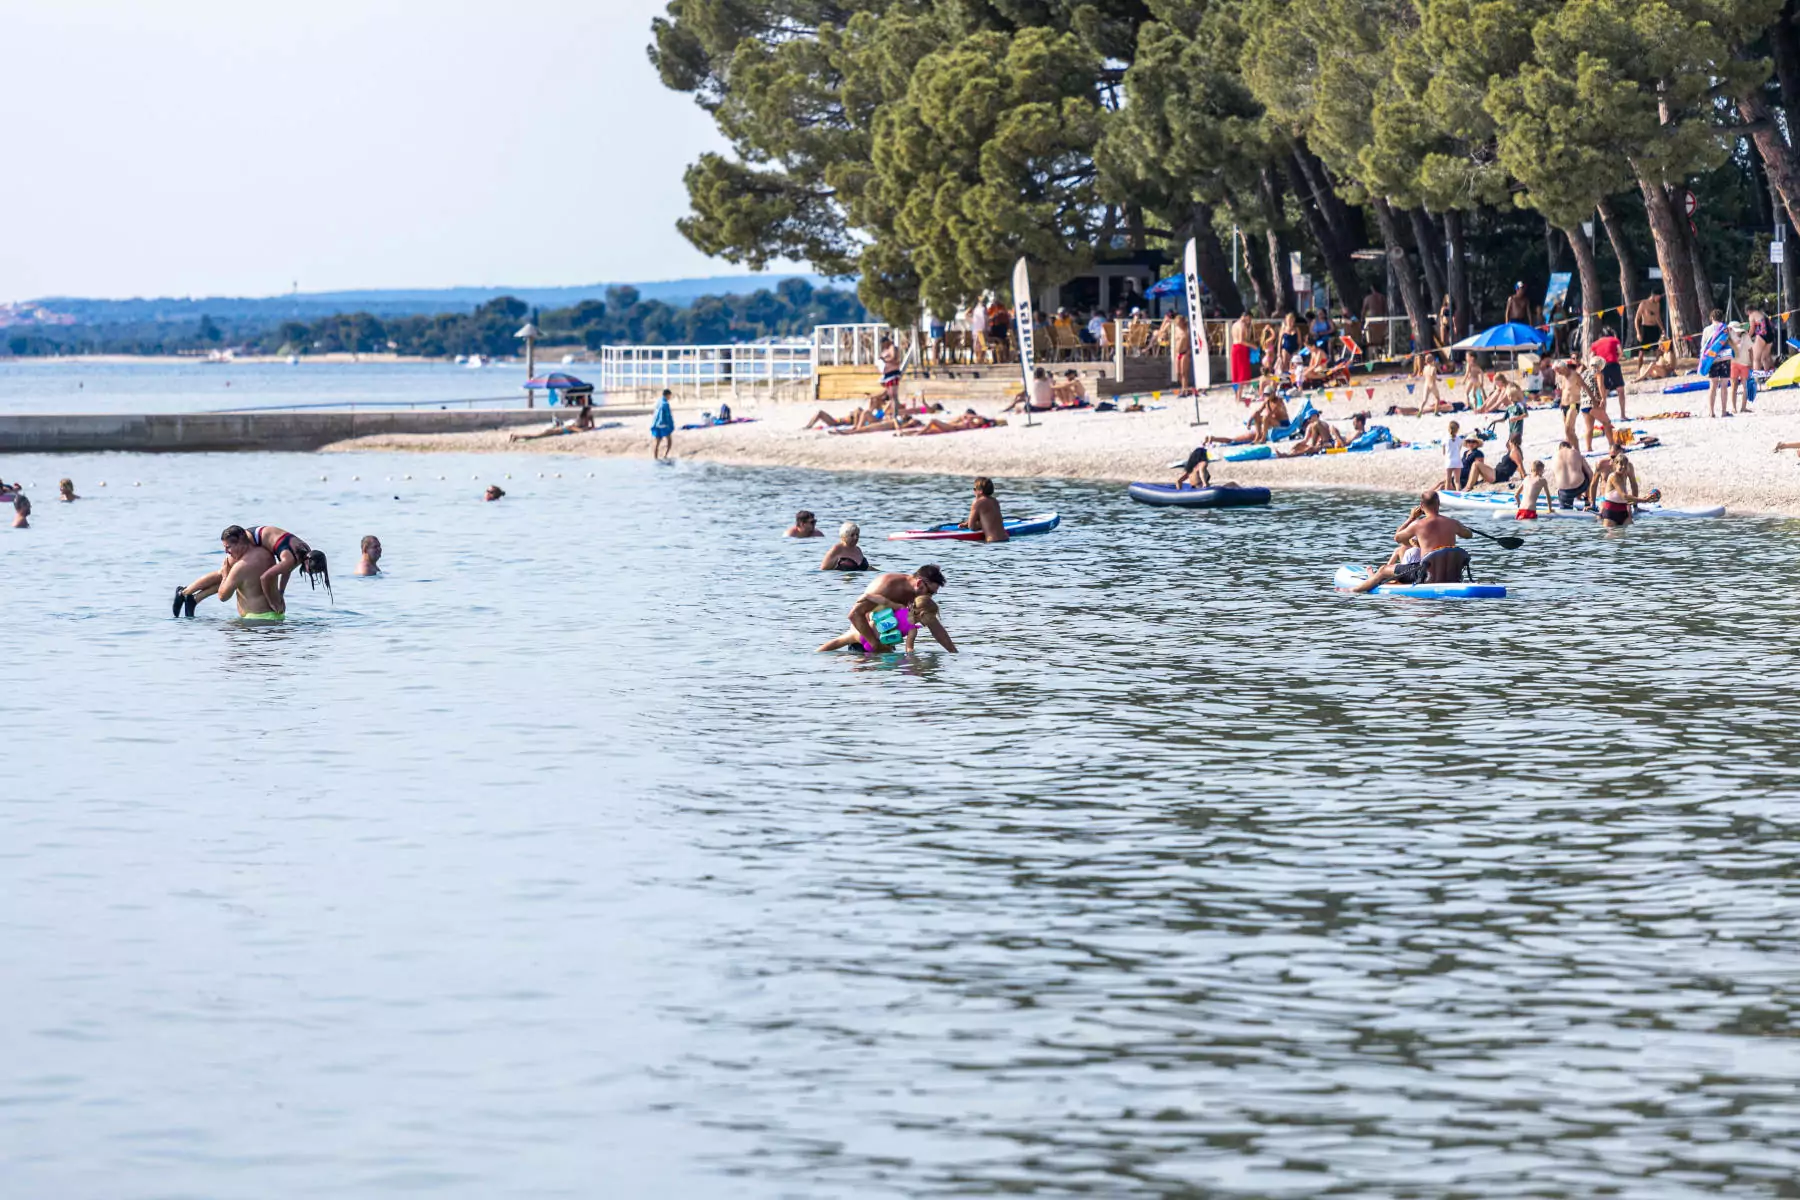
[{"xmin": 0, "ymin": 352, "xmax": 557, "ymax": 367}]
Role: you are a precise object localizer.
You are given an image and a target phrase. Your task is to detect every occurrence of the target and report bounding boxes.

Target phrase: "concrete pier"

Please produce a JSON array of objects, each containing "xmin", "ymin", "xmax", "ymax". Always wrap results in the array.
[{"xmin": 0, "ymin": 409, "xmax": 562, "ymax": 453}]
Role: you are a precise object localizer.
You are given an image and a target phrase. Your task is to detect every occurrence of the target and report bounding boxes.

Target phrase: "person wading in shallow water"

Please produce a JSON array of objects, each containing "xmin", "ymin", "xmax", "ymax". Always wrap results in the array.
[{"xmin": 819, "ymin": 564, "xmax": 957, "ymax": 653}]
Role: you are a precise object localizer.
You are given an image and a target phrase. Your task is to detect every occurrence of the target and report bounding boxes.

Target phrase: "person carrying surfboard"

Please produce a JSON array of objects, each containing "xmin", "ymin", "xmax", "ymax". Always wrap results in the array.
[
  {"xmin": 1350, "ymin": 492, "xmax": 1477, "ymax": 593},
  {"xmin": 959, "ymin": 478, "xmax": 1008, "ymax": 542}
]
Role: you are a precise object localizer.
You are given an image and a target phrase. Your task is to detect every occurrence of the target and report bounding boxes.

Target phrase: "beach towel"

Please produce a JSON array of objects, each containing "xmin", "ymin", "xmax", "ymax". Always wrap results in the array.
[
  {"xmin": 679, "ymin": 417, "xmax": 757, "ymax": 430},
  {"xmin": 650, "ymin": 398, "xmax": 674, "ymax": 439},
  {"xmin": 1265, "ymin": 400, "xmax": 1317, "ymax": 442},
  {"xmin": 1346, "ymin": 425, "xmax": 1394, "ymax": 452}
]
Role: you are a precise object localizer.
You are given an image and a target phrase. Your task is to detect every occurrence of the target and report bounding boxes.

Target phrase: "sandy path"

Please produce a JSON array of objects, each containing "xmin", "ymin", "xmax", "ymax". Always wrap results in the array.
[{"xmin": 322, "ymin": 376, "xmax": 1800, "ymax": 516}]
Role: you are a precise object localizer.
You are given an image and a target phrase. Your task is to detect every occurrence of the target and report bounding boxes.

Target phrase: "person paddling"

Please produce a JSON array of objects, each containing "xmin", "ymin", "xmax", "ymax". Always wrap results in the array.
[{"xmin": 1351, "ymin": 491, "xmax": 1477, "ymax": 593}]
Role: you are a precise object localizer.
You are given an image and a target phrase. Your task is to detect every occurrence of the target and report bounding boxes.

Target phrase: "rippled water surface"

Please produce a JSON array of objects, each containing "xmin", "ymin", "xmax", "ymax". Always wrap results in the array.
[
  {"xmin": 0, "ymin": 360, "xmax": 526, "ymax": 413},
  {"xmin": 4, "ymin": 452, "xmax": 1800, "ymax": 1199}
]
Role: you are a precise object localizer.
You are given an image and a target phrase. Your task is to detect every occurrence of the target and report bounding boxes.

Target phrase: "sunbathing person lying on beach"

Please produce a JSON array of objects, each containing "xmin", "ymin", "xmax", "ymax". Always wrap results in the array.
[
  {"xmin": 900, "ymin": 410, "xmax": 1005, "ymax": 436},
  {"xmin": 510, "ymin": 402, "xmax": 598, "ymax": 441},
  {"xmin": 807, "ymin": 405, "xmax": 886, "ymax": 430},
  {"xmin": 1206, "ymin": 393, "xmax": 1289, "ymax": 446},
  {"xmin": 1279, "ymin": 413, "xmax": 1347, "ymax": 456}
]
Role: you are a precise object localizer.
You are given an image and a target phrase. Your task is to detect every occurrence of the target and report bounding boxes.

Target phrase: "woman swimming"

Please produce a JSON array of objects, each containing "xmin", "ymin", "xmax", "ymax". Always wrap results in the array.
[{"xmin": 820, "ymin": 521, "xmax": 871, "ymax": 571}]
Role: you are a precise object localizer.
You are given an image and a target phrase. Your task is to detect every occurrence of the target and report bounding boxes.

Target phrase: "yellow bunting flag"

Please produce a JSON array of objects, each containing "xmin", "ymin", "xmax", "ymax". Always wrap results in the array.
[
  {"xmin": 1152, "ymin": 391, "xmax": 1161, "ymax": 401},
  {"xmin": 1325, "ymin": 390, "xmax": 1334, "ymax": 401}
]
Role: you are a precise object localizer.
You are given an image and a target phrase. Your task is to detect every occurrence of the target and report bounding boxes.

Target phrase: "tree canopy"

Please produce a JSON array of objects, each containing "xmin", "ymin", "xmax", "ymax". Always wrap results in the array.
[{"xmin": 655, "ymin": 0, "xmax": 1800, "ymax": 350}]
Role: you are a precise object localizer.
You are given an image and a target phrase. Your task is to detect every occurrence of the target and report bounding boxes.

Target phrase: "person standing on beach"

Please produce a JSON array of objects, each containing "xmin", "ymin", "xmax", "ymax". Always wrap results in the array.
[
  {"xmin": 1591, "ymin": 327, "xmax": 1627, "ymax": 419},
  {"xmin": 651, "ymin": 388, "xmax": 675, "ymax": 459},
  {"xmin": 1418, "ymin": 355, "xmax": 1448, "ymax": 415},
  {"xmin": 1634, "ymin": 294, "xmax": 1663, "ymax": 352},
  {"xmin": 962, "ymin": 477, "xmax": 1008, "ymax": 542},
  {"xmin": 970, "ymin": 299, "xmax": 990, "ymax": 363},
  {"xmin": 1504, "ymin": 282, "xmax": 1532, "ymax": 326}
]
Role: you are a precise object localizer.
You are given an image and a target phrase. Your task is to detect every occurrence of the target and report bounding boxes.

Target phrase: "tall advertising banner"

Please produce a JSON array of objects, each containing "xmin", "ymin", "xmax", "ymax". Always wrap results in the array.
[
  {"xmin": 1183, "ymin": 238, "xmax": 1210, "ymax": 389},
  {"xmin": 1012, "ymin": 257, "xmax": 1036, "ymax": 394}
]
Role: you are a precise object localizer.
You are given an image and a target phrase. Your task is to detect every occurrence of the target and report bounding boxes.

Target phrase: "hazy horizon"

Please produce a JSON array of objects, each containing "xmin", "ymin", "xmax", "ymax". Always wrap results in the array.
[{"xmin": 0, "ymin": 0, "xmax": 784, "ymax": 303}]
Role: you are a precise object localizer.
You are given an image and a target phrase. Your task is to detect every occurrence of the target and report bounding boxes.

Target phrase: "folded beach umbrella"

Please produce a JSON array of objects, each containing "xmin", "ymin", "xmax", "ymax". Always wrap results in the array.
[{"xmin": 1451, "ymin": 322, "xmax": 1551, "ymax": 351}]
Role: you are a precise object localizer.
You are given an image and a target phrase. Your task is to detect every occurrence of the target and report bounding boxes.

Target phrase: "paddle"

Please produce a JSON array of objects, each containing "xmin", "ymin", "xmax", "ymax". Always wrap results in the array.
[{"xmin": 1465, "ymin": 526, "xmax": 1526, "ymax": 550}]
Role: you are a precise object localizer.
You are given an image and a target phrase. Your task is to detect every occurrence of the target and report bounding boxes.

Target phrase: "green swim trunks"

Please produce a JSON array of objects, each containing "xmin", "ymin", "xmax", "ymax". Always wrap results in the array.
[{"xmin": 240, "ymin": 611, "xmax": 285, "ymax": 622}]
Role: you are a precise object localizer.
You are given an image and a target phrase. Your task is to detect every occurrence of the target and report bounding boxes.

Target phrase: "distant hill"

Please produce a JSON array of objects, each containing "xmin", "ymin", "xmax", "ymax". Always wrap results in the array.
[{"xmin": 28, "ymin": 275, "xmax": 848, "ymax": 326}]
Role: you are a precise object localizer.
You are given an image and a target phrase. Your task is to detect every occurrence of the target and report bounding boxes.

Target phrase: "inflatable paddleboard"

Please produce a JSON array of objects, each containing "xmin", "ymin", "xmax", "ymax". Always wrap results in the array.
[
  {"xmin": 888, "ymin": 512, "xmax": 1061, "ymax": 542},
  {"xmin": 1334, "ymin": 565, "xmax": 1505, "ymax": 599},
  {"xmin": 1442, "ymin": 490, "xmax": 1724, "ymax": 520},
  {"xmin": 1221, "ymin": 444, "xmax": 1275, "ymax": 462},
  {"xmin": 1128, "ymin": 483, "xmax": 1271, "ymax": 508}
]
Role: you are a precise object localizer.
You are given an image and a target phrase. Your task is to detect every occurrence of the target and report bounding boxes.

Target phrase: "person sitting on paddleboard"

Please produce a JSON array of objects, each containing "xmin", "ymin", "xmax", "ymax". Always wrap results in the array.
[
  {"xmin": 959, "ymin": 477, "xmax": 1008, "ymax": 542},
  {"xmin": 788, "ymin": 510, "xmax": 824, "ymax": 538},
  {"xmin": 820, "ymin": 521, "xmax": 871, "ymax": 571},
  {"xmin": 1457, "ymin": 437, "xmax": 1497, "ymax": 491},
  {"xmin": 1350, "ymin": 491, "xmax": 1477, "ymax": 593},
  {"xmin": 1591, "ymin": 448, "xmax": 1659, "ymax": 527},
  {"xmin": 824, "ymin": 565, "xmax": 954, "ymax": 654},
  {"xmin": 1173, "ymin": 445, "xmax": 1249, "ymax": 491}
]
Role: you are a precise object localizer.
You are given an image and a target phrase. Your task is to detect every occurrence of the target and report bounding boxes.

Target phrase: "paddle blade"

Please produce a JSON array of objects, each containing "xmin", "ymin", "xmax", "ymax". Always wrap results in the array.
[{"xmin": 1495, "ymin": 535, "xmax": 1526, "ymax": 549}]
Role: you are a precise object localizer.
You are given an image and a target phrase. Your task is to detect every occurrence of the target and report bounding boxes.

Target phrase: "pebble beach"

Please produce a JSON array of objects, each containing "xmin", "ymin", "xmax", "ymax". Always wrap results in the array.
[{"xmin": 324, "ymin": 374, "xmax": 1800, "ymax": 518}]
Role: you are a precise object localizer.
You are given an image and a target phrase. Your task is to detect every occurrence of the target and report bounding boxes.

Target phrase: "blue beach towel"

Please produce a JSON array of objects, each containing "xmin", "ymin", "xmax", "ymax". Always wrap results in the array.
[
  {"xmin": 1265, "ymin": 400, "xmax": 1317, "ymax": 442},
  {"xmin": 1346, "ymin": 424, "xmax": 1394, "ymax": 451},
  {"xmin": 650, "ymin": 398, "xmax": 674, "ymax": 438}
]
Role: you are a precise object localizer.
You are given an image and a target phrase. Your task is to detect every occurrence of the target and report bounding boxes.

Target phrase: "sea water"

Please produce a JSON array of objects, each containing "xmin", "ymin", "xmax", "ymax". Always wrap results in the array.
[
  {"xmin": 0, "ymin": 360, "xmax": 530, "ymax": 415},
  {"xmin": 4, "ymin": 452, "xmax": 1800, "ymax": 1198}
]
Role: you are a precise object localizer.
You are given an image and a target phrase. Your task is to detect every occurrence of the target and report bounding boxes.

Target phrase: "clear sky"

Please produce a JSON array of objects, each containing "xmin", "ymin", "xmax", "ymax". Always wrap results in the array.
[{"xmin": 0, "ymin": 0, "xmax": 766, "ymax": 301}]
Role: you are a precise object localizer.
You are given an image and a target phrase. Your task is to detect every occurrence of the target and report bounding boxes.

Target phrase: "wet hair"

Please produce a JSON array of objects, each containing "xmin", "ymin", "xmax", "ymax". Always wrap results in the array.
[
  {"xmin": 13, "ymin": 495, "xmax": 29, "ymax": 515},
  {"xmin": 58, "ymin": 478, "xmax": 72, "ymax": 491},
  {"xmin": 916, "ymin": 564, "xmax": 946, "ymax": 588},
  {"xmin": 795, "ymin": 510, "xmax": 815, "ymax": 525},
  {"xmin": 303, "ymin": 549, "xmax": 332, "ymax": 600},
  {"xmin": 360, "ymin": 535, "xmax": 381, "ymax": 555},
  {"xmin": 221, "ymin": 524, "xmax": 248, "ymax": 543},
  {"xmin": 910, "ymin": 595, "xmax": 939, "ymax": 620},
  {"xmin": 839, "ymin": 521, "xmax": 860, "ymax": 543},
  {"xmin": 973, "ymin": 477, "xmax": 994, "ymax": 497}
]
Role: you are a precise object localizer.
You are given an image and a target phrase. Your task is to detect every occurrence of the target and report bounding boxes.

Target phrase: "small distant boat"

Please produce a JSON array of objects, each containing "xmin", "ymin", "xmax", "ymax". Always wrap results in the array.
[
  {"xmin": 560, "ymin": 353, "xmax": 575, "ymax": 364},
  {"xmin": 465, "ymin": 354, "xmax": 484, "ymax": 369},
  {"xmin": 285, "ymin": 353, "xmax": 298, "ymax": 365}
]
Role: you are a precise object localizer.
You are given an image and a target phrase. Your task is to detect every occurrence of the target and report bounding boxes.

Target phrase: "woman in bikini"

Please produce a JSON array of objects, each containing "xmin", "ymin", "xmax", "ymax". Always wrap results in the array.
[
  {"xmin": 901, "ymin": 410, "xmax": 1004, "ymax": 436},
  {"xmin": 819, "ymin": 522, "xmax": 872, "ymax": 572}
]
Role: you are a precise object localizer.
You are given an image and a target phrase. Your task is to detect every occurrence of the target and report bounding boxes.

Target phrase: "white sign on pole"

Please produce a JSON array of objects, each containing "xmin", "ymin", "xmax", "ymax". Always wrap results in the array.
[
  {"xmin": 1648, "ymin": 267, "xmax": 1663, "ymax": 280},
  {"xmin": 1011, "ymin": 257, "xmax": 1035, "ymax": 391},
  {"xmin": 1773, "ymin": 242, "xmax": 1786, "ymax": 265},
  {"xmin": 1183, "ymin": 238, "xmax": 1210, "ymax": 390}
]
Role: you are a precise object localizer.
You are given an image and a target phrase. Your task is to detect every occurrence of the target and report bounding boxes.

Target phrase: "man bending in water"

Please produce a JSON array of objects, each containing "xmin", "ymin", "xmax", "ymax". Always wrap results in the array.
[{"xmin": 823, "ymin": 564, "xmax": 956, "ymax": 653}]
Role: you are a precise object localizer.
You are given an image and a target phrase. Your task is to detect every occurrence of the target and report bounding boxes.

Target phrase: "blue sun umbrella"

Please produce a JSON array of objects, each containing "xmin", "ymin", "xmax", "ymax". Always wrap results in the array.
[{"xmin": 1451, "ymin": 323, "xmax": 1550, "ymax": 351}]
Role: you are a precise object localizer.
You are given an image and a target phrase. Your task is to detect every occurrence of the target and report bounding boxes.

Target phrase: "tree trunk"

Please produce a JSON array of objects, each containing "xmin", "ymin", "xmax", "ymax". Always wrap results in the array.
[
  {"xmin": 1286, "ymin": 156, "xmax": 1364, "ymax": 312},
  {"xmin": 1127, "ymin": 204, "xmax": 1146, "ymax": 254},
  {"xmin": 1242, "ymin": 237, "xmax": 1275, "ymax": 317},
  {"xmin": 1635, "ymin": 167, "xmax": 1702, "ymax": 345},
  {"xmin": 1291, "ymin": 140, "xmax": 1361, "ymax": 252},
  {"xmin": 1410, "ymin": 208, "xmax": 1447, "ymax": 310},
  {"xmin": 1674, "ymin": 191, "xmax": 1716, "ymax": 320},
  {"xmin": 1596, "ymin": 195, "xmax": 1640, "ymax": 314},
  {"xmin": 1258, "ymin": 167, "xmax": 1298, "ymax": 314},
  {"xmin": 1563, "ymin": 224, "xmax": 1603, "ymax": 354},
  {"xmin": 1774, "ymin": 0, "xmax": 1800, "ymax": 131},
  {"xmin": 1188, "ymin": 204, "xmax": 1246, "ymax": 318},
  {"xmin": 1442, "ymin": 208, "xmax": 1471, "ymax": 339},
  {"xmin": 1738, "ymin": 89, "xmax": 1800, "ymax": 233},
  {"xmin": 1371, "ymin": 197, "xmax": 1430, "ymax": 352}
]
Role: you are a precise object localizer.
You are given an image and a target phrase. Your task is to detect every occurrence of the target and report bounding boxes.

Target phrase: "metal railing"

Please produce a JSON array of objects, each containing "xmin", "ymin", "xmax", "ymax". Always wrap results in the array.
[
  {"xmin": 813, "ymin": 323, "xmax": 913, "ymax": 367},
  {"xmin": 596, "ymin": 342, "xmax": 815, "ymax": 400}
]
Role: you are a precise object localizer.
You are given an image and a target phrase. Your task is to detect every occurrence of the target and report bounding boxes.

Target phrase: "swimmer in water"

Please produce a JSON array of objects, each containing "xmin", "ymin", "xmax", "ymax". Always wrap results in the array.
[
  {"xmin": 356, "ymin": 535, "xmax": 381, "ymax": 576},
  {"xmin": 58, "ymin": 478, "xmax": 78, "ymax": 502},
  {"xmin": 822, "ymin": 564, "xmax": 955, "ymax": 653},
  {"xmin": 817, "ymin": 592, "xmax": 953, "ymax": 653},
  {"xmin": 12, "ymin": 494, "xmax": 29, "ymax": 528},
  {"xmin": 485, "ymin": 485, "xmax": 506, "ymax": 501},
  {"xmin": 787, "ymin": 509, "xmax": 824, "ymax": 538},
  {"xmin": 820, "ymin": 521, "xmax": 870, "ymax": 571}
]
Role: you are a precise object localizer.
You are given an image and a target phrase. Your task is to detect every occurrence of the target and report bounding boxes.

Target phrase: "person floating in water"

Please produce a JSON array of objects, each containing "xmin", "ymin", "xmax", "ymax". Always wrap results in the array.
[
  {"xmin": 651, "ymin": 388, "xmax": 675, "ymax": 460},
  {"xmin": 960, "ymin": 477, "xmax": 1008, "ymax": 542},
  {"xmin": 819, "ymin": 564, "xmax": 955, "ymax": 653},
  {"xmin": 485, "ymin": 485, "xmax": 506, "ymax": 502},
  {"xmin": 58, "ymin": 478, "xmax": 78, "ymax": 502},
  {"xmin": 819, "ymin": 521, "xmax": 871, "ymax": 571},
  {"xmin": 356, "ymin": 535, "xmax": 381, "ymax": 576},
  {"xmin": 787, "ymin": 510, "xmax": 823, "ymax": 538}
]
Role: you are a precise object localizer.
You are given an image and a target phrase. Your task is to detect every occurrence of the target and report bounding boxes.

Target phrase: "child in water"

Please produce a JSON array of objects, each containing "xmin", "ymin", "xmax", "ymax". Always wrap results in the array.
[{"xmin": 817, "ymin": 594, "xmax": 951, "ymax": 654}]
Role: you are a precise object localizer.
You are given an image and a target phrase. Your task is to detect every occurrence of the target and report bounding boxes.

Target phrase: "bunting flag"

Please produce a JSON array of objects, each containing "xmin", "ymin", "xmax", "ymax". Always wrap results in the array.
[
  {"xmin": 1366, "ymin": 387, "xmax": 1375, "ymax": 400},
  {"xmin": 1447, "ymin": 378, "xmax": 1457, "ymax": 388},
  {"xmin": 1406, "ymin": 383, "xmax": 1416, "ymax": 394},
  {"xmin": 1152, "ymin": 391, "xmax": 1162, "ymax": 401},
  {"xmin": 1324, "ymin": 390, "xmax": 1335, "ymax": 401}
]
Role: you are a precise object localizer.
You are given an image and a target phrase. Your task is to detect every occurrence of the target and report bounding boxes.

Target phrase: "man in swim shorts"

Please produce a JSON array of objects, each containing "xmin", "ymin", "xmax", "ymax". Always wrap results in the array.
[
  {"xmin": 216, "ymin": 543, "xmax": 282, "ymax": 619},
  {"xmin": 1550, "ymin": 441, "xmax": 1591, "ymax": 508},
  {"xmin": 845, "ymin": 565, "xmax": 952, "ymax": 653},
  {"xmin": 962, "ymin": 477, "xmax": 1008, "ymax": 542},
  {"xmin": 173, "ymin": 534, "xmax": 278, "ymax": 618}
]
